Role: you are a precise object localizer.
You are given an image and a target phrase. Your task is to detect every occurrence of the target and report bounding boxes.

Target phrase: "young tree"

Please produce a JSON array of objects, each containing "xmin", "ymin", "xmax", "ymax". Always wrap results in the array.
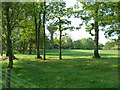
[
  {"xmin": 43, "ymin": 1, "xmax": 46, "ymax": 60},
  {"xmin": 57, "ymin": 18, "xmax": 72, "ymax": 59},
  {"xmin": 48, "ymin": 2, "xmax": 73, "ymax": 59},
  {"xmin": 47, "ymin": 24, "xmax": 58, "ymax": 49}
]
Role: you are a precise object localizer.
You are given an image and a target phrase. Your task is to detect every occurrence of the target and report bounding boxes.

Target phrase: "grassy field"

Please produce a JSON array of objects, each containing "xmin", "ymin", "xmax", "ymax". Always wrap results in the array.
[{"xmin": 1, "ymin": 49, "xmax": 118, "ymax": 88}]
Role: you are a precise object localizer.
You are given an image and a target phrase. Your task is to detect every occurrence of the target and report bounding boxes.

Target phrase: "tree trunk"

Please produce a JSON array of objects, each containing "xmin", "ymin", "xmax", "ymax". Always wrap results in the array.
[
  {"xmin": 6, "ymin": 5, "xmax": 13, "ymax": 68},
  {"xmin": 22, "ymin": 47, "xmax": 25, "ymax": 54},
  {"xmin": 93, "ymin": 2, "xmax": 101, "ymax": 58},
  {"xmin": 43, "ymin": 1, "xmax": 46, "ymax": 60},
  {"xmin": 50, "ymin": 33, "xmax": 54, "ymax": 49},
  {"xmin": 59, "ymin": 25, "xmax": 62, "ymax": 60},
  {"xmin": 93, "ymin": 27, "xmax": 100, "ymax": 58},
  {"xmin": 29, "ymin": 42, "xmax": 32, "ymax": 54},
  {"xmin": 6, "ymin": 34, "xmax": 13, "ymax": 68},
  {"xmin": 6, "ymin": 68, "xmax": 11, "ymax": 89},
  {"xmin": 34, "ymin": 14, "xmax": 42, "ymax": 59},
  {"xmin": 118, "ymin": 2, "xmax": 120, "ymax": 52}
]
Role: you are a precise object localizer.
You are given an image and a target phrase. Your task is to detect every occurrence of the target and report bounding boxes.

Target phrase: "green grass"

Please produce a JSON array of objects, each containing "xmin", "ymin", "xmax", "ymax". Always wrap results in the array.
[{"xmin": 1, "ymin": 49, "xmax": 118, "ymax": 88}]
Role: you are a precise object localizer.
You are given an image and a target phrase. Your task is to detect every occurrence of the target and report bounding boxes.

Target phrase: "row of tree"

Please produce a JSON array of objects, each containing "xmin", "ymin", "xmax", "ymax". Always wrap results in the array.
[
  {"xmin": 3, "ymin": 34, "xmax": 118, "ymax": 54},
  {"xmin": 1, "ymin": 1, "xmax": 120, "ymax": 68}
]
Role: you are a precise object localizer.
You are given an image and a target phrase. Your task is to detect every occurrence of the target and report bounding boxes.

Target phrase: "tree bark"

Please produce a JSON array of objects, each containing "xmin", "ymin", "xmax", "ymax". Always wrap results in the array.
[
  {"xmin": 93, "ymin": 2, "xmax": 101, "ymax": 58},
  {"xmin": 59, "ymin": 18, "xmax": 62, "ymax": 60},
  {"xmin": 6, "ymin": 68, "xmax": 11, "ymax": 89},
  {"xmin": 43, "ymin": 1, "xmax": 46, "ymax": 60},
  {"xmin": 59, "ymin": 30, "xmax": 62, "ymax": 60},
  {"xmin": 34, "ymin": 13, "xmax": 42, "ymax": 59},
  {"xmin": 93, "ymin": 26, "xmax": 100, "ymax": 58},
  {"xmin": 6, "ymin": 4, "xmax": 13, "ymax": 68},
  {"xmin": 29, "ymin": 41, "xmax": 32, "ymax": 54}
]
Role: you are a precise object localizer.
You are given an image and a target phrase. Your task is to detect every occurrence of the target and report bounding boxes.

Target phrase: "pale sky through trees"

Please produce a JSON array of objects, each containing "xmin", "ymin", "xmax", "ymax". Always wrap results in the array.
[
  {"xmin": 45, "ymin": 0, "xmax": 117, "ymax": 45},
  {"xmin": 65, "ymin": 0, "xmax": 111, "ymax": 45}
]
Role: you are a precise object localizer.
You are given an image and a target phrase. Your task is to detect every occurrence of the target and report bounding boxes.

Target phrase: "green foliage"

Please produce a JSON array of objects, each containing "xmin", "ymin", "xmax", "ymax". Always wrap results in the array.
[
  {"xmin": 103, "ymin": 40, "xmax": 118, "ymax": 50},
  {"xmin": 62, "ymin": 35, "xmax": 73, "ymax": 49},
  {"xmin": 75, "ymin": 2, "xmax": 119, "ymax": 39},
  {"xmin": 73, "ymin": 40, "xmax": 83, "ymax": 49},
  {"xmin": 104, "ymin": 2, "xmax": 120, "ymax": 38},
  {"xmin": 73, "ymin": 38, "xmax": 94, "ymax": 50}
]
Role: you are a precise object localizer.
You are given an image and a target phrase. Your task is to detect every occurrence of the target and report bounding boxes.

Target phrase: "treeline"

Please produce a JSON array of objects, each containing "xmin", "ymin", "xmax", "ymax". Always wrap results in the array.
[
  {"xmin": 103, "ymin": 40, "xmax": 119, "ymax": 50},
  {"xmin": 54, "ymin": 37, "xmax": 103, "ymax": 50},
  {"xmin": 51, "ymin": 36, "xmax": 119, "ymax": 50},
  {"xmin": 2, "ymin": 35, "xmax": 118, "ymax": 55}
]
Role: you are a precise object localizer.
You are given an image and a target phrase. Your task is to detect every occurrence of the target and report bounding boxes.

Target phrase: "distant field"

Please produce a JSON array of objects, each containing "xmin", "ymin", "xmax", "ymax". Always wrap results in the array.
[{"xmin": 1, "ymin": 49, "xmax": 118, "ymax": 88}]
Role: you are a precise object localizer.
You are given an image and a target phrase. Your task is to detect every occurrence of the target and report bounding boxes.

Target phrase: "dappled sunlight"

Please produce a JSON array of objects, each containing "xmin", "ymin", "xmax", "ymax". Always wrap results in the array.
[{"xmin": 111, "ymin": 65, "xmax": 118, "ymax": 68}]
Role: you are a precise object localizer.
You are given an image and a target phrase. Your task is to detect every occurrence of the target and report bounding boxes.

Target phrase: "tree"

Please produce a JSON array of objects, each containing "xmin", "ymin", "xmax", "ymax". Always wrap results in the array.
[
  {"xmin": 75, "ymin": 2, "xmax": 114, "ymax": 58},
  {"xmin": 62, "ymin": 35, "xmax": 73, "ymax": 49},
  {"xmin": 98, "ymin": 43, "xmax": 104, "ymax": 50},
  {"xmin": 43, "ymin": 1, "xmax": 46, "ymax": 60},
  {"xmin": 80, "ymin": 38, "xmax": 94, "ymax": 50},
  {"xmin": 24, "ymin": 2, "xmax": 43, "ymax": 58},
  {"xmin": 104, "ymin": 2, "xmax": 120, "ymax": 40},
  {"xmin": 103, "ymin": 41, "xmax": 114, "ymax": 50},
  {"xmin": 73, "ymin": 38, "xmax": 94, "ymax": 49},
  {"xmin": 73, "ymin": 40, "xmax": 83, "ymax": 49},
  {"xmin": 2, "ymin": 2, "xmax": 23, "ymax": 68},
  {"xmin": 48, "ymin": 2, "xmax": 73, "ymax": 59},
  {"xmin": 47, "ymin": 24, "xmax": 58, "ymax": 49}
]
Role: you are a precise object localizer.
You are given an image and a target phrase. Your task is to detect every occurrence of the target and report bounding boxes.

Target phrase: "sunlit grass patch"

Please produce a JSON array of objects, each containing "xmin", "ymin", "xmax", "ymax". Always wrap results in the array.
[{"xmin": 1, "ymin": 49, "xmax": 118, "ymax": 88}]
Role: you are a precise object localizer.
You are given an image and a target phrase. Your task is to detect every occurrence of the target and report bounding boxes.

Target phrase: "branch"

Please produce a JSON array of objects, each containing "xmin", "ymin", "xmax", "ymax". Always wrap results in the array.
[{"xmin": 89, "ymin": 23, "xmax": 95, "ymax": 36}]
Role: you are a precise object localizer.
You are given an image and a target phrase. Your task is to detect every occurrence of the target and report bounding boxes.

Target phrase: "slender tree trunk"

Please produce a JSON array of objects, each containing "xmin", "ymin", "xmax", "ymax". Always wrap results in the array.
[
  {"xmin": 33, "ymin": 2, "xmax": 42, "ymax": 59},
  {"xmin": 43, "ymin": 1, "xmax": 46, "ymax": 60},
  {"xmin": 29, "ymin": 42, "xmax": 32, "ymax": 54},
  {"xmin": 34, "ymin": 14, "xmax": 42, "ymax": 59},
  {"xmin": 50, "ymin": 33, "xmax": 54, "ymax": 49},
  {"xmin": 59, "ymin": 24, "xmax": 62, "ymax": 60},
  {"xmin": 93, "ymin": 2, "xmax": 100, "ymax": 58},
  {"xmin": 118, "ymin": 2, "xmax": 120, "ymax": 51},
  {"xmin": 22, "ymin": 46, "xmax": 25, "ymax": 54},
  {"xmin": 37, "ymin": 11, "xmax": 42, "ymax": 59}
]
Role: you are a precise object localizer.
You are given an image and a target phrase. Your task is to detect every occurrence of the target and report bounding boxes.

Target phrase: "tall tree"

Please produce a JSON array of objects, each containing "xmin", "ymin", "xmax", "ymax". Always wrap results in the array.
[
  {"xmin": 2, "ymin": 2, "xmax": 23, "ymax": 68},
  {"xmin": 48, "ymin": 2, "xmax": 73, "ymax": 59},
  {"xmin": 43, "ymin": 0, "xmax": 46, "ymax": 60},
  {"xmin": 76, "ymin": 2, "xmax": 113, "ymax": 58},
  {"xmin": 24, "ymin": 2, "xmax": 43, "ymax": 58}
]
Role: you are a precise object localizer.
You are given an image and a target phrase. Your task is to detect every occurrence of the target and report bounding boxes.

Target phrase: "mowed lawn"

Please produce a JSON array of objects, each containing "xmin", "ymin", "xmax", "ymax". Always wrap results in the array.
[{"xmin": 1, "ymin": 49, "xmax": 118, "ymax": 88}]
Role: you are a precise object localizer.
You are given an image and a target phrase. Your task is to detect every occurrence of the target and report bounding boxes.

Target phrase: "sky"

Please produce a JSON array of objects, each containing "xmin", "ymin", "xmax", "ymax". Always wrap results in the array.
[
  {"xmin": 65, "ymin": 0, "xmax": 110, "ymax": 45},
  {"xmin": 46, "ymin": 0, "xmax": 117, "ymax": 45}
]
